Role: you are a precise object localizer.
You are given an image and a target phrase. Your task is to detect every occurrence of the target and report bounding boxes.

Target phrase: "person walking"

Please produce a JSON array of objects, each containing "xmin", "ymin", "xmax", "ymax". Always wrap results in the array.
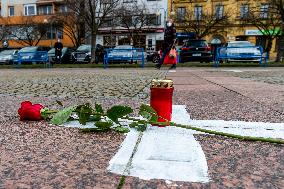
[
  {"xmin": 54, "ymin": 39, "xmax": 63, "ymax": 64},
  {"xmin": 155, "ymin": 19, "xmax": 177, "ymax": 69}
]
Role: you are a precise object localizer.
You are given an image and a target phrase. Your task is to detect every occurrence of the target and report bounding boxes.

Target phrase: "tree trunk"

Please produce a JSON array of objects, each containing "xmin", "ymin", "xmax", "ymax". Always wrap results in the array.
[
  {"xmin": 265, "ymin": 38, "xmax": 273, "ymax": 59},
  {"xmin": 276, "ymin": 23, "xmax": 284, "ymax": 62},
  {"xmin": 91, "ymin": 33, "xmax": 97, "ymax": 64}
]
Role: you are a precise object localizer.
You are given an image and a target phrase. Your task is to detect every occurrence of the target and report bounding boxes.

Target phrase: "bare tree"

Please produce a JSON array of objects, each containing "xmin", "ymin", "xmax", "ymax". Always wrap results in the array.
[
  {"xmin": 269, "ymin": 0, "xmax": 284, "ymax": 61},
  {"xmin": 0, "ymin": 18, "xmax": 10, "ymax": 42},
  {"xmin": 66, "ymin": 0, "xmax": 121, "ymax": 63},
  {"xmin": 49, "ymin": 7, "xmax": 86, "ymax": 48},
  {"xmin": 115, "ymin": 2, "xmax": 149, "ymax": 47},
  {"xmin": 242, "ymin": 3, "xmax": 281, "ymax": 56},
  {"xmin": 174, "ymin": 10, "xmax": 230, "ymax": 39},
  {"xmin": 8, "ymin": 16, "xmax": 48, "ymax": 46}
]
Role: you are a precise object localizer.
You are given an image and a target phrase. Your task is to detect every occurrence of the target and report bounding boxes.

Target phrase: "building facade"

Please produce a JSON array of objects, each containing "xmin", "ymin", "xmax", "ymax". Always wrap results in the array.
[
  {"xmin": 172, "ymin": 0, "xmax": 280, "ymax": 59},
  {"xmin": 0, "ymin": 0, "xmax": 280, "ymax": 59},
  {"xmin": 0, "ymin": 0, "xmax": 74, "ymax": 48},
  {"xmin": 96, "ymin": 0, "xmax": 168, "ymax": 52}
]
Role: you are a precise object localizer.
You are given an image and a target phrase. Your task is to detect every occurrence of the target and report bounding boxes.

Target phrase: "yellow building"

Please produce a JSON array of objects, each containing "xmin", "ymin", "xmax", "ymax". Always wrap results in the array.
[
  {"xmin": 0, "ymin": 0, "xmax": 74, "ymax": 49},
  {"xmin": 171, "ymin": 0, "xmax": 280, "ymax": 59}
]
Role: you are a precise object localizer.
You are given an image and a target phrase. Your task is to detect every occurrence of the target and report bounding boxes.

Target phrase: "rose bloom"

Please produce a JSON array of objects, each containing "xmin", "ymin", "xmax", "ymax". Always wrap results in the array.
[{"xmin": 18, "ymin": 101, "xmax": 44, "ymax": 121}]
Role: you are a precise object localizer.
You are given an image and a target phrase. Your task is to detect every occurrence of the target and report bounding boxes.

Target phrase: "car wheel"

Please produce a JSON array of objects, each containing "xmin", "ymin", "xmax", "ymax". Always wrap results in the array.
[{"xmin": 152, "ymin": 55, "xmax": 160, "ymax": 63}]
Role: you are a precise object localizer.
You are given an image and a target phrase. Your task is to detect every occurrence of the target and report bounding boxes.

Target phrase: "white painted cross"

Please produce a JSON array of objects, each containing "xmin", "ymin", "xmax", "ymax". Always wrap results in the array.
[
  {"xmin": 107, "ymin": 105, "xmax": 284, "ymax": 183},
  {"xmin": 63, "ymin": 105, "xmax": 284, "ymax": 183}
]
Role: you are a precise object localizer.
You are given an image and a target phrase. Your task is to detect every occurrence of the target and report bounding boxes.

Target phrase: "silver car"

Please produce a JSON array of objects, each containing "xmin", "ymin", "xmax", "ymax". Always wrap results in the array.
[
  {"xmin": 0, "ymin": 49, "xmax": 18, "ymax": 64},
  {"xmin": 223, "ymin": 41, "xmax": 262, "ymax": 62}
]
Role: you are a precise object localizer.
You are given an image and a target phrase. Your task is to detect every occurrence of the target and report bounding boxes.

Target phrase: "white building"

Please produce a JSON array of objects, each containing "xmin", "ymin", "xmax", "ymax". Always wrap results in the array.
[{"xmin": 96, "ymin": 0, "xmax": 168, "ymax": 52}]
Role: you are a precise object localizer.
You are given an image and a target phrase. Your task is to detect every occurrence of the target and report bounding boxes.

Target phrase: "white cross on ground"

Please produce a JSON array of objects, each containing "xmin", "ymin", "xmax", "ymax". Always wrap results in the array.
[
  {"xmin": 107, "ymin": 105, "xmax": 284, "ymax": 183},
  {"xmin": 63, "ymin": 105, "xmax": 284, "ymax": 183}
]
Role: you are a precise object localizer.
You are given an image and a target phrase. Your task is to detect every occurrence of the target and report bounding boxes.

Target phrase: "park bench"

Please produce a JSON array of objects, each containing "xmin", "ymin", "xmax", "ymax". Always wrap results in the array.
[
  {"xmin": 103, "ymin": 48, "xmax": 145, "ymax": 68},
  {"xmin": 214, "ymin": 46, "xmax": 268, "ymax": 67},
  {"xmin": 13, "ymin": 51, "xmax": 50, "ymax": 68}
]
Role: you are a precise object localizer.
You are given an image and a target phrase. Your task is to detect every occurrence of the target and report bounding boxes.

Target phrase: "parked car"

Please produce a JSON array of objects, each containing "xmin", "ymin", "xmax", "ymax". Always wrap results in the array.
[
  {"xmin": 179, "ymin": 39, "xmax": 213, "ymax": 63},
  {"xmin": 71, "ymin": 44, "xmax": 104, "ymax": 63},
  {"xmin": 147, "ymin": 51, "xmax": 160, "ymax": 63},
  {"xmin": 0, "ymin": 49, "xmax": 18, "ymax": 64},
  {"xmin": 107, "ymin": 45, "xmax": 147, "ymax": 64},
  {"xmin": 222, "ymin": 41, "xmax": 262, "ymax": 62},
  {"xmin": 48, "ymin": 47, "xmax": 74, "ymax": 64},
  {"xmin": 16, "ymin": 46, "xmax": 50, "ymax": 64}
]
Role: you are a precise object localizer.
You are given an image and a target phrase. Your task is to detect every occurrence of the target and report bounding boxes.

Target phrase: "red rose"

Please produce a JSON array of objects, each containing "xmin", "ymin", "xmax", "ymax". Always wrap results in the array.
[{"xmin": 18, "ymin": 101, "xmax": 44, "ymax": 121}]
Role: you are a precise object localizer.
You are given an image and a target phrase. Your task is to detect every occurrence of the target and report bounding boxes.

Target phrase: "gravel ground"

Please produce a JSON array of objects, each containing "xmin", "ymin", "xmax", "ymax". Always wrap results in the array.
[{"xmin": 0, "ymin": 67, "xmax": 283, "ymax": 188}]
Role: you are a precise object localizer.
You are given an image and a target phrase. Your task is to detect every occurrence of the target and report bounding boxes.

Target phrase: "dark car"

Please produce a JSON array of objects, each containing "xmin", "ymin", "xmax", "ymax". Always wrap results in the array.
[
  {"xmin": 48, "ymin": 47, "xmax": 74, "ymax": 64},
  {"xmin": 146, "ymin": 51, "xmax": 160, "ymax": 63},
  {"xmin": 179, "ymin": 39, "xmax": 212, "ymax": 63},
  {"xmin": 71, "ymin": 44, "xmax": 104, "ymax": 63}
]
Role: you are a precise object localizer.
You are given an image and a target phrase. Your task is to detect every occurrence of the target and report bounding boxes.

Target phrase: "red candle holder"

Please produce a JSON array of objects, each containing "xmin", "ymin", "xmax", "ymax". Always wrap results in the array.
[{"xmin": 150, "ymin": 79, "xmax": 174, "ymax": 126}]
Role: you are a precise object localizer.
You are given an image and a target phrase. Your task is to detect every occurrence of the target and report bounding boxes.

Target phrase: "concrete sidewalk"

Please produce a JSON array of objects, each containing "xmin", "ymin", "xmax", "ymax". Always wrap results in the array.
[
  {"xmin": 0, "ymin": 68, "xmax": 283, "ymax": 188},
  {"xmin": 123, "ymin": 68, "xmax": 284, "ymax": 188}
]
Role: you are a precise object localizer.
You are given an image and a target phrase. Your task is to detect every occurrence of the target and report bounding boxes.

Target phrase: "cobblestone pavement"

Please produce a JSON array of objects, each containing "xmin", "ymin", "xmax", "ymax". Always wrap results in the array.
[
  {"xmin": 0, "ymin": 67, "xmax": 283, "ymax": 188},
  {"xmin": 219, "ymin": 67, "xmax": 284, "ymax": 85},
  {"xmin": 0, "ymin": 69, "xmax": 166, "ymax": 99}
]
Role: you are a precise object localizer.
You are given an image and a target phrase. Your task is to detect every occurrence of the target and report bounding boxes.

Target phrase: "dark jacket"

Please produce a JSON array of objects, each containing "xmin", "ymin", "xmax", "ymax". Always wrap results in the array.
[
  {"xmin": 54, "ymin": 42, "xmax": 63, "ymax": 56},
  {"xmin": 162, "ymin": 24, "xmax": 176, "ymax": 51}
]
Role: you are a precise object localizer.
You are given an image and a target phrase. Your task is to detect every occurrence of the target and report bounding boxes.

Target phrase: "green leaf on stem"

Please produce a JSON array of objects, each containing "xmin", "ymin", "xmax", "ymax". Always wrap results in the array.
[
  {"xmin": 95, "ymin": 104, "xmax": 104, "ymax": 114},
  {"xmin": 50, "ymin": 106, "xmax": 77, "ymax": 125},
  {"xmin": 88, "ymin": 115, "xmax": 101, "ymax": 122},
  {"xmin": 139, "ymin": 104, "xmax": 158, "ymax": 122},
  {"xmin": 95, "ymin": 121, "xmax": 113, "ymax": 131},
  {"xmin": 129, "ymin": 122, "xmax": 139, "ymax": 128},
  {"xmin": 114, "ymin": 126, "xmax": 130, "ymax": 133},
  {"xmin": 76, "ymin": 103, "xmax": 93, "ymax": 125},
  {"xmin": 40, "ymin": 107, "xmax": 52, "ymax": 120},
  {"xmin": 80, "ymin": 128, "xmax": 106, "ymax": 133},
  {"xmin": 107, "ymin": 105, "xmax": 133, "ymax": 123},
  {"xmin": 137, "ymin": 124, "xmax": 147, "ymax": 132}
]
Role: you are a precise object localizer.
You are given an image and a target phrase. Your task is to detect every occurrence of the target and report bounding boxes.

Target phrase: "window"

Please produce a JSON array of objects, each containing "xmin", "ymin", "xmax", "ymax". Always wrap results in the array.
[
  {"xmin": 177, "ymin": 7, "xmax": 186, "ymax": 21},
  {"xmin": 101, "ymin": 17, "xmax": 113, "ymax": 27},
  {"xmin": 24, "ymin": 4, "xmax": 36, "ymax": 16},
  {"xmin": 215, "ymin": 5, "xmax": 224, "ymax": 19},
  {"xmin": 38, "ymin": 6, "xmax": 53, "ymax": 15},
  {"xmin": 148, "ymin": 39, "xmax": 152, "ymax": 48},
  {"xmin": 123, "ymin": 0, "xmax": 137, "ymax": 3},
  {"xmin": 260, "ymin": 4, "xmax": 269, "ymax": 19},
  {"xmin": 194, "ymin": 6, "xmax": 202, "ymax": 20},
  {"xmin": 8, "ymin": 6, "xmax": 14, "ymax": 16},
  {"xmin": 59, "ymin": 5, "xmax": 68, "ymax": 13},
  {"xmin": 240, "ymin": 4, "xmax": 249, "ymax": 19},
  {"xmin": 46, "ymin": 25, "xmax": 63, "ymax": 39},
  {"xmin": 147, "ymin": 14, "xmax": 160, "ymax": 26}
]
